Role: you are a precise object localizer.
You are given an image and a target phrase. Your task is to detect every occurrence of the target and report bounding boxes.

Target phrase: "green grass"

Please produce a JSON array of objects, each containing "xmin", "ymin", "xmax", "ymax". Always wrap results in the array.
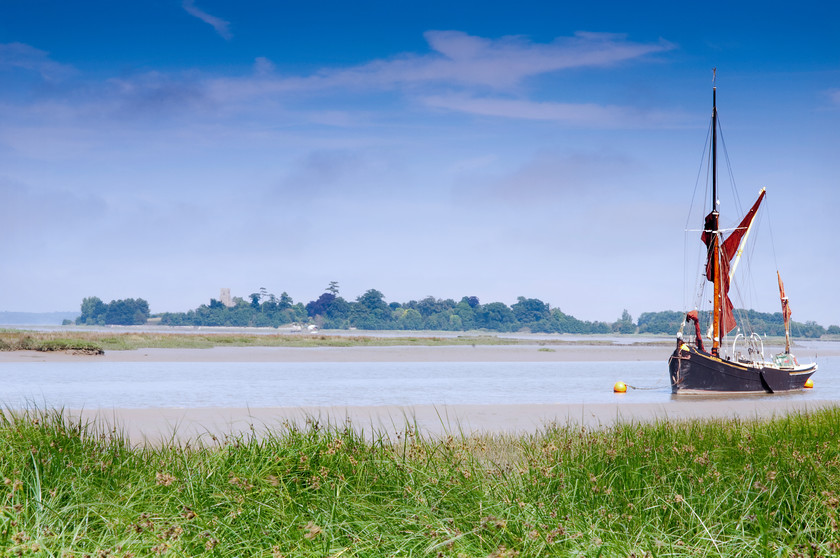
[
  {"xmin": 0, "ymin": 334, "xmax": 104, "ymax": 354},
  {"xmin": 2, "ymin": 408, "xmax": 840, "ymax": 556},
  {"xmin": 0, "ymin": 330, "xmax": 540, "ymax": 352}
]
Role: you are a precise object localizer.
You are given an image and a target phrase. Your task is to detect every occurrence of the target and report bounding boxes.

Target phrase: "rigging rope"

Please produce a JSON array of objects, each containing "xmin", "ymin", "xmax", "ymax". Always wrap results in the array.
[{"xmin": 626, "ymin": 383, "xmax": 667, "ymax": 391}]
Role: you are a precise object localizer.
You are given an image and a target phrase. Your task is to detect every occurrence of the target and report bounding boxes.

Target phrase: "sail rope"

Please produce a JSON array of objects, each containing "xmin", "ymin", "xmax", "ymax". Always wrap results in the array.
[
  {"xmin": 684, "ymin": 118, "xmax": 713, "ymax": 315},
  {"xmin": 717, "ymin": 117, "xmax": 745, "ymax": 217}
]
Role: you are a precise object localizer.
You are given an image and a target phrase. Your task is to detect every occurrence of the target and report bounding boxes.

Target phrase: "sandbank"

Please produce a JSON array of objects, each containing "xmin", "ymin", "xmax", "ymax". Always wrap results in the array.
[{"xmin": 0, "ymin": 343, "xmax": 685, "ymax": 363}]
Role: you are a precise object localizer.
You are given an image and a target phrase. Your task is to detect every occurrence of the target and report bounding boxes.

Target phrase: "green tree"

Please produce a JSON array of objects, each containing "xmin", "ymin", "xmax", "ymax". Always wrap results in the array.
[
  {"xmin": 77, "ymin": 296, "xmax": 107, "ymax": 325},
  {"xmin": 397, "ymin": 308, "xmax": 424, "ymax": 330},
  {"xmin": 306, "ymin": 293, "xmax": 336, "ymax": 318},
  {"xmin": 453, "ymin": 299, "xmax": 476, "ymax": 330},
  {"xmin": 511, "ymin": 296, "xmax": 550, "ymax": 325},
  {"xmin": 352, "ymin": 289, "xmax": 392, "ymax": 329},
  {"xmin": 476, "ymin": 302, "xmax": 517, "ymax": 331},
  {"xmin": 612, "ymin": 309, "xmax": 636, "ymax": 334},
  {"xmin": 104, "ymin": 298, "xmax": 150, "ymax": 325}
]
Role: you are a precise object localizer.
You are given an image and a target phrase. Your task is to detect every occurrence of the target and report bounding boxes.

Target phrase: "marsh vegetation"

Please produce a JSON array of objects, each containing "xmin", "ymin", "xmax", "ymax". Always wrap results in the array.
[{"xmin": 2, "ymin": 408, "xmax": 840, "ymax": 556}]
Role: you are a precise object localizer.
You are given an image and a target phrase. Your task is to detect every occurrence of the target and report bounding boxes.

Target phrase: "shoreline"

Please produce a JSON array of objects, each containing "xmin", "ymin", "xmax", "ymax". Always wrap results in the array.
[
  {"xmin": 55, "ymin": 399, "xmax": 839, "ymax": 445},
  {"xmin": 4, "ymin": 340, "xmax": 834, "ymax": 363},
  {"xmin": 0, "ymin": 343, "xmax": 674, "ymax": 362},
  {"xmin": 3, "ymin": 343, "xmax": 835, "ymax": 444}
]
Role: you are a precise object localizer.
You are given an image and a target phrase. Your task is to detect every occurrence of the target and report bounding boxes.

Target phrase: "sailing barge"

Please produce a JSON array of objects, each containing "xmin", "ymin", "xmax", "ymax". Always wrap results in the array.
[{"xmin": 668, "ymin": 79, "xmax": 817, "ymax": 394}]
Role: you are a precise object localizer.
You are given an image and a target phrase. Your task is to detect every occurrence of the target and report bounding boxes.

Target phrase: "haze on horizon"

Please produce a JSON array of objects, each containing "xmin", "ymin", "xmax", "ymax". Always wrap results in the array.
[{"xmin": 1, "ymin": 1, "xmax": 838, "ymax": 326}]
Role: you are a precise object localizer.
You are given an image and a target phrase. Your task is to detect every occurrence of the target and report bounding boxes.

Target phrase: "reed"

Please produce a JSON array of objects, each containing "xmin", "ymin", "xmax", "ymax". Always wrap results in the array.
[
  {"xmin": 1, "ymin": 407, "xmax": 839, "ymax": 556},
  {"xmin": 0, "ymin": 330, "xmax": 527, "ymax": 352}
]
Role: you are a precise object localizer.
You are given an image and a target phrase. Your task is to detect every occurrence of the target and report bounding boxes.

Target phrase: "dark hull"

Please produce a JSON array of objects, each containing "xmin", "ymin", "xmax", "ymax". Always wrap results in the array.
[{"xmin": 669, "ymin": 345, "xmax": 816, "ymax": 394}]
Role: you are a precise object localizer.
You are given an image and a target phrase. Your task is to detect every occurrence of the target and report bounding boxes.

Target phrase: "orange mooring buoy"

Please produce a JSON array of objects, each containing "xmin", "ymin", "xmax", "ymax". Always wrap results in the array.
[
  {"xmin": 804, "ymin": 378, "xmax": 814, "ymax": 389},
  {"xmin": 613, "ymin": 381, "xmax": 627, "ymax": 393}
]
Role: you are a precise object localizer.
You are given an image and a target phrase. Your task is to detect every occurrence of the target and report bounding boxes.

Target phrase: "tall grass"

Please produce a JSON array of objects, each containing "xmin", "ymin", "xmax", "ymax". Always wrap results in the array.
[
  {"xmin": 2, "ymin": 408, "xmax": 839, "ymax": 556},
  {"xmin": 0, "ymin": 330, "xmax": 527, "ymax": 352}
]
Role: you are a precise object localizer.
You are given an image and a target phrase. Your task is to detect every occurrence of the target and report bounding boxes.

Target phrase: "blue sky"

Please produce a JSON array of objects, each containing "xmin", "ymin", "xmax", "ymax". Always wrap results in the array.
[{"xmin": 1, "ymin": 1, "xmax": 838, "ymax": 326}]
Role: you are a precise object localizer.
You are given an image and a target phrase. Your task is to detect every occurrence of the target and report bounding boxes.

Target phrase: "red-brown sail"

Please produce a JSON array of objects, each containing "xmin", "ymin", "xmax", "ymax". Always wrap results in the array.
[
  {"xmin": 778, "ymin": 270, "xmax": 791, "ymax": 353},
  {"xmin": 700, "ymin": 190, "xmax": 766, "ymax": 336}
]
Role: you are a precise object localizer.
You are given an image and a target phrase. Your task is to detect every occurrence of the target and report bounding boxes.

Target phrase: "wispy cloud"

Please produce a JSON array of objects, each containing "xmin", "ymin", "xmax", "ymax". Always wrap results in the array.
[
  {"xmin": 205, "ymin": 31, "xmax": 674, "ymax": 101},
  {"xmin": 0, "ymin": 30, "xmax": 680, "ymax": 145},
  {"xmin": 422, "ymin": 94, "xmax": 687, "ymax": 128},
  {"xmin": 182, "ymin": 0, "xmax": 232, "ymax": 40},
  {"xmin": 0, "ymin": 42, "xmax": 75, "ymax": 81},
  {"xmin": 828, "ymin": 89, "xmax": 840, "ymax": 107}
]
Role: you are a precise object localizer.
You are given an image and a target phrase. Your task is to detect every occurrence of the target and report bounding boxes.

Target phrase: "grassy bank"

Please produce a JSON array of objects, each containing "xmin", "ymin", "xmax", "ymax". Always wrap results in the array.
[
  {"xmin": 0, "ymin": 332, "xmax": 104, "ymax": 354},
  {"xmin": 0, "ymin": 330, "xmax": 531, "ymax": 352},
  {"xmin": 2, "ymin": 408, "xmax": 840, "ymax": 556},
  {"xmin": 0, "ymin": 329, "xmax": 671, "ymax": 352}
]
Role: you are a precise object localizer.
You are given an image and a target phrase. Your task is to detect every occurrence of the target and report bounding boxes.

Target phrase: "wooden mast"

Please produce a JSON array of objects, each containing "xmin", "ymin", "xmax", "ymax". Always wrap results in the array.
[{"xmin": 711, "ymin": 70, "xmax": 722, "ymax": 356}]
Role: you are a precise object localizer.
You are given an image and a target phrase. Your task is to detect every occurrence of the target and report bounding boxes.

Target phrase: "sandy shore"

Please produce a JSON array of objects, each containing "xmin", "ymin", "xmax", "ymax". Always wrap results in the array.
[
  {"xmin": 0, "ymin": 343, "xmax": 682, "ymax": 363},
  {"xmin": 3, "ymin": 339, "xmax": 831, "ymax": 364},
  {"xmin": 58, "ymin": 399, "xmax": 837, "ymax": 445}
]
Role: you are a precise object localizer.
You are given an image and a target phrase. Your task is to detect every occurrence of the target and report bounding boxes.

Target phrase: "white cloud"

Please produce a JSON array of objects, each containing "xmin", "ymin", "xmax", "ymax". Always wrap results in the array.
[
  {"xmin": 422, "ymin": 94, "xmax": 687, "ymax": 128},
  {"xmin": 0, "ymin": 42, "xmax": 75, "ymax": 81},
  {"xmin": 829, "ymin": 89, "xmax": 840, "ymax": 106},
  {"xmin": 0, "ymin": 30, "xmax": 680, "ymax": 166},
  {"xmin": 182, "ymin": 0, "xmax": 232, "ymax": 40},
  {"xmin": 203, "ymin": 31, "xmax": 674, "ymax": 103}
]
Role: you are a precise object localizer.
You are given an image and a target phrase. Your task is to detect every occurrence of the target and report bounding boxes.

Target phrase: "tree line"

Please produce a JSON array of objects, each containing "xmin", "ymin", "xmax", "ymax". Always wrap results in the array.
[
  {"xmin": 75, "ymin": 286, "xmax": 839, "ymax": 337},
  {"xmin": 637, "ymin": 309, "xmax": 837, "ymax": 338},
  {"xmin": 76, "ymin": 297, "xmax": 150, "ymax": 326},
  {"xmin": 154, "ymin": 287, "xmax": 616, "ymax": 333}
]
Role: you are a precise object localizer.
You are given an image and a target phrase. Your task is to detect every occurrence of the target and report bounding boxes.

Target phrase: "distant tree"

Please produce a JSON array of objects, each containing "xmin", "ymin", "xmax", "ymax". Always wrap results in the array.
[
  {"xmin": 278, "ymin": 292, "xmax": 293, "ymax": 310},
  {"xmin": 461, "ymin": 296, "xmax": 480, "ymax": 308},
  {"xmin": 476, "ymin": 302, "xmax": 517, "ymax": 331},
  {"xmin": 322, "ymin": 296, "xmax": 351, "ymax": 328},
  {"xmin": 511, "ymin": 296, "xmax": 550, "ymax": 325},
  {"xmin": 306, "ymin": 293, "xmax": 336, "ymax": 318},
  {"xmin": 77, "ymin": 296, "xmax": 107, "ymax": 325},
  {"xmin": 249, "ymin": 293, "xmax": 260, "ymax": 309},
  {"xmin": 104, "ymin": 298, "xmax": 150, "ymax": 325},
  {"xmin": 637, "ymin": 311, "xmax": 684, "ymax": 334},
  {"xmin": 453, "ymin": 299, "xmax": 477, "ymax": 330},
  {"xmin": 327, "ymin": 281, "xmax": 340, "ymax": 296},
  {"xmin": 827, "ymin": 325, "xmax": 840, "ymax": 335},
  {"xmin": 797, "ymin": 320, "xmax": 826, "ymax": 338},
  {"xmin": 415, "ymin": 296, "xmax": 451, "ymax": 318},
  {"xmin": 612, "ymin": 309, "xmax": 636, "ymax": 334},
  {"xmin": 352, "ymin": 289, "xmax": 392, "ymax": 329},
  {"xmin": 397, "ymin": 308, "xmax": 424, "ymax": 330}
]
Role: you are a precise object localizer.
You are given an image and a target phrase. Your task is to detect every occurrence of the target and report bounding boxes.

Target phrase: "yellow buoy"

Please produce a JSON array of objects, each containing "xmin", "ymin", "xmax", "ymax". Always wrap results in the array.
[
  {"xmin": 613, "ymin": 381, "xmax": 627, "ymax": 393},
  {"xmin": 804, "ymin": 378, "xmax": 814, "ymax": 389}
]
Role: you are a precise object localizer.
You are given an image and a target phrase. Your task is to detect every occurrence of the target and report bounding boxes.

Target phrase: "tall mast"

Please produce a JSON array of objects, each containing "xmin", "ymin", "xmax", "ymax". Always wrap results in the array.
[
  {"xmin": 710, "ymin": 69, "xmax": 722, "ymax": 355},
  {"xmin": 712, "ymin": 70, "xmax": 717, "ymax": 214}
]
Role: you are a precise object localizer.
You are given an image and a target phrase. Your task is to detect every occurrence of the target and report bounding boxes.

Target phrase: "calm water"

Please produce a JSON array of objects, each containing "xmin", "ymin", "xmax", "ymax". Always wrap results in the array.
[{"xmin": 0, "ymin": 357, "xmax": 837, "ymax": 410}]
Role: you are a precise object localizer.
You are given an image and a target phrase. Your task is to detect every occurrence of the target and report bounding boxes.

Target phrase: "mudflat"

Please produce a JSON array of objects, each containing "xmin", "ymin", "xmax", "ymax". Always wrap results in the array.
[
  {"xmin": 62, "ymin": 399, "xmax": 836, "ymax": 445},
  {"xmin": 2, "ymin": 341, "xmax": 835, "ymax": 444},
  {"xmin": 0, "ymin": 342, "xmax": 677, "ymax": 363}
]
